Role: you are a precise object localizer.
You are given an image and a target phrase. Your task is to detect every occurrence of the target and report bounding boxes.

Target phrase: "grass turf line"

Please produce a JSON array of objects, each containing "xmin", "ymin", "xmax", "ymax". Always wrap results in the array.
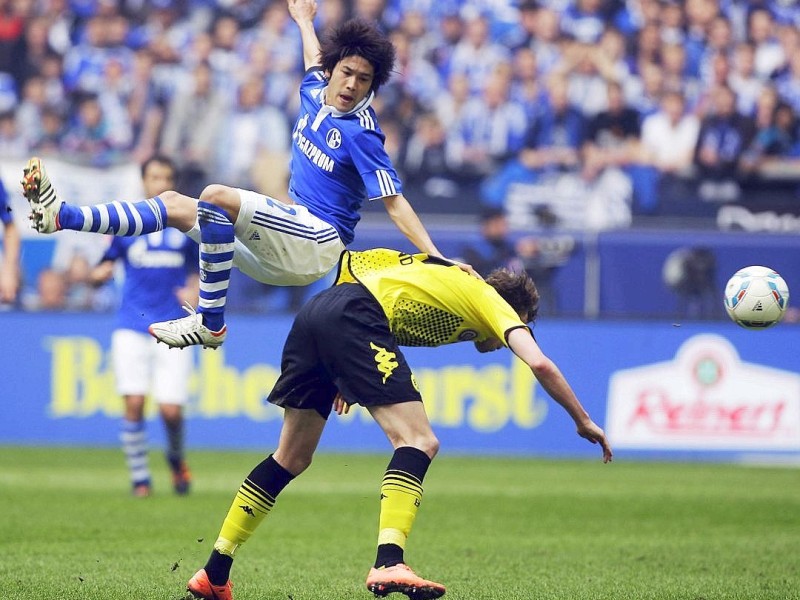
[{"xmin": 0, "ymin": 447, "xmax": 797, "ymax": 600}]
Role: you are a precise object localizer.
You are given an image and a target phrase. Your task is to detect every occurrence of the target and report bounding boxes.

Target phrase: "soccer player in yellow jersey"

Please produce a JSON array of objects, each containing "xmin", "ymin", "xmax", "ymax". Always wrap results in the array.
[{"xmin": 186, "ymin": 248, "xmax": 613, "ymax": 600}]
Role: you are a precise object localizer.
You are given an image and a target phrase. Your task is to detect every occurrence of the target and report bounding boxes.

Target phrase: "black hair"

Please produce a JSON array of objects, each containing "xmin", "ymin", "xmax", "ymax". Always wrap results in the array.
[
  {"xmin": 319, "ymin": 18, "xmax": 396, "ymax": 92},
  {"xmin": 141, "ymin": 154, "xmax": 177, "ymax": 179}
]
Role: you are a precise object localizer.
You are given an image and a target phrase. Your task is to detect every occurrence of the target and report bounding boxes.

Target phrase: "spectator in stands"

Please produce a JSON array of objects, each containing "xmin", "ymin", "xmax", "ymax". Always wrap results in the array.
[
  {"xmin": 560, "ymin": 0, "xmax": 608, "ymax": 45},
  {"xmin": 481, "ymin": 74, "xmax": 586, "ymax": 208},
  {"xmin": 741, "ymin": 90, "xmax": 800, "ymax": 179},
  {"xmin": 627, "ymin": 60, "xmax": 665, "ymax": 119},
  {"xmin": 698, "ymin": 14, "xmax": 735, "ymax": 86},
  {"xmin": 683, "ymin": 0, "xmax": 719, "ymax": 79},
  {"xmin": 641, "ymin": 90, "xmax": 701, "ymax": 176},
  {"xmin": 385, "ymin": 30, "xmax": 442, "ymax": 110},
  {"xmin": 16, "ymin": 75, "xmax": 48, "ymax": 149},
  {"xmin": 694, "ymin": 84, "xmax": 755, "ymax": 201},
  {"xmin": 60, "ymin": 91, "xmax": 129, "ymax": 167},
  {"xmin": 571, "ymin": 79, "xmax": 637, "ymax": 229},
  {"xmin": 527, "ymin": 6, "xmax": 563, "ymax": 77},
  {"xmin": 448, "ymin": 12, "xmax": 510, "ymax": 95},
  {"xmin": 553, "ymin": 40, "xmax": 618, "ymax": 117},
  {"xmin": 433, "ymin": 71, "xmax": 470, "ymax": 130},
  {"xmin": 661, "ymin": 42, "xmax": 701, "ymax": 111},
  {"xmin": 728, "ymin": 42, "xmax": 763, "ymax": 117},
  {"xmin": 460, "ymin": 207, "xmax": 518, "ymax": 277},
  {"xmin": 402, "ymin": 111, "xmax": 461, "ymax": 202},
  {"xmin": 0, "ymin": 110, "xmax": 27, "ymax": 158},
  {"xmin": 448, "ymin": 66, "xmax": 527, "ymax": 188},
  {"xmin": 639, "ymin": 90, "xmax": 700, "ymax": 214},
  {"xmin": 160, "ymin": 61, "xmax": 226, "ymax": 197},
  {"xmin": 9, "ymin": 15, "xmax": 57, "ymax": 90},
  {"xmin": 39, "ymin": 51, "xmax": 66, "ymax": 108},
  {"xmin": 32, "ymin": 105, "xmax": 64, "ymax": 154},
  {"xmin": 747, "ymin": 7, "xmax": 783, "ymax": 80},
  {"xmin": 429, "ymin": 9, "xmax": 464, "ymax": 80},
  {"xmin": 509, "ymin": 46, "xmax": 542, "ymax": 119},
  {"xmin": 769, "ymin": 22, "xmax": 800, "ymax": 81},
  {"xmin": 582, "ymin": 80, "xmax": 641, "ymax": 181},
  {"xmin": 774, "ymin": 51, "xmax": 800, "ymax": 116},
  {"xmin": 214, "ymin": 75, "xmax": 290, "ymax": 193},
  {"xmin": 659, "ymin": 0, "xmax": 685, "ymax": 45}
]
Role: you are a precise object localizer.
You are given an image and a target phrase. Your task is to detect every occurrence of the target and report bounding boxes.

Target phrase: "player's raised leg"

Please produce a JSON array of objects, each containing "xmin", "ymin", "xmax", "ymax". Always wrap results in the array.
[
  {"xmin": 21, "ymin": 156, "xmax": 198, "ymax": 235},
  {"xmin": 149, "ymin": 185, "xmax": 240, "ymax": 349}
]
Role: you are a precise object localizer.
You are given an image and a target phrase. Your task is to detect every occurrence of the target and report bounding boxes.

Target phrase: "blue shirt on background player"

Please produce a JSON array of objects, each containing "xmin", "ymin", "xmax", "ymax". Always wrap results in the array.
[
  {"xmin": 98, "ymin": 230, "xmax": 199, "ymax": 332},
  {"xmin": 87, "ymin": 155, "xmax": 199, "ymax": 498}
]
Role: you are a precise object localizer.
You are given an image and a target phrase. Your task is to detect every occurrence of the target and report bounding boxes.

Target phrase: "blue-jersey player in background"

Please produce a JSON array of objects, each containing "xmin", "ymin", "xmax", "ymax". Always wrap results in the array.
[
  {"xmin": 0, "ymin": 178, "xmax": 21, "ymax": 305},
  {"xmin": 22, "ymin": 0, "xmax": 476, "ymax": 350},
  {"xmin": 89, "ymin": 155, "xmax": 199, "ymax": 497}
]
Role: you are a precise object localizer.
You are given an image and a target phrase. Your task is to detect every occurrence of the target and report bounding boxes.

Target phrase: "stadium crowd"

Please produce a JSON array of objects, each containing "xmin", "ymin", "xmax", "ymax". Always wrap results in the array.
[{"xmin": 1, "ymin": 0, "xmax": 800, "ymax": 222}]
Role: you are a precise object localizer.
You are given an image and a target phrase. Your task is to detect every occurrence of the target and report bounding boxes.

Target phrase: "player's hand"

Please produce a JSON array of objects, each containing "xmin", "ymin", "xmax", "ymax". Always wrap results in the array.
[
  {"xmin": 452, "ymin": 260, "xmax": 483, "ymax": 280},
  {"xmin": 577, "ymin": 420, "xmax": 613, "ymax": 463},
  {"xmin": 333, "ymin": 393, "xmax": 351, "ymax": 416},
  {"xmin": 0, "ymin": 265, "xmax": 19, "ymax": 303},
  {"xmin": 287, "ymin": 0, "xmax": 317, "ymax": 22}
]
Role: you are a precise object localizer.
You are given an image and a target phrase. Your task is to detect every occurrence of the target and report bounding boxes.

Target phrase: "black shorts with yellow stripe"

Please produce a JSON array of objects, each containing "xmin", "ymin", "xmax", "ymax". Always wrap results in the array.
[{"xmin": 267, "ymin": 282, "xmax": 422, "ymax": 419}]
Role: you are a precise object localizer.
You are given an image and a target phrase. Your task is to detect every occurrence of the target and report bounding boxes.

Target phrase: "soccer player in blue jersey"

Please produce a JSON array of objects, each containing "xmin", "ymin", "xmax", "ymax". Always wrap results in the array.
[
  {"xmin": 89, "ymin": 155, "xmax": 199, "ymax": 497},
  {"xmin": 0, "ymin": 178, "xmax": 21, "ymax": 304},
  {"xmin": 21, "ymin": 0, "xmax": 473, "ymax": 349}
]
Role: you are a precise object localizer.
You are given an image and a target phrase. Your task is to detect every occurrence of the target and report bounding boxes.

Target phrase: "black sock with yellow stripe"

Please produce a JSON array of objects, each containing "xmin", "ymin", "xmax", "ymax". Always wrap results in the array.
[
  {"xmin": 205, "ymin": 454, "xmax": 294, "ymax": 585},
  {"xmin": 374, "ymin": 446, "xmax": 431, "ymax": 569}
]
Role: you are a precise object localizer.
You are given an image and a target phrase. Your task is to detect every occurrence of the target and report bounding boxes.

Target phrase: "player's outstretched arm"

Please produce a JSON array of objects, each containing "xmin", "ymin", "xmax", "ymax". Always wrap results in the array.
[
  {"xmin": 506, "ymin": 327, "xmax": 613, "ymax": 463},
  {"xmin": 382, "ymin": 194, "xmax": 480, "ymax": 278},
  {"xmin": 287, "ymin": 0, "xmax": 321, "ymax": 70}
]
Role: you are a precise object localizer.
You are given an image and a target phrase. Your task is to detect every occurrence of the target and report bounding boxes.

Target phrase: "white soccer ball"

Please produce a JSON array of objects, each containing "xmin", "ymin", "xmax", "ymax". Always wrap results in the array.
[{"xmin": 724, "ymin": 266, "xmax": 790, "ymax": 329}]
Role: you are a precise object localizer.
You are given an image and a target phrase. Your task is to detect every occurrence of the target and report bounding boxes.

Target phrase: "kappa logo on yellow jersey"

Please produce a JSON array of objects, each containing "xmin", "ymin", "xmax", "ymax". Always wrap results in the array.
[{"xmin": 370, "ymin": 342, "xmax": 399, "ymax": 383}]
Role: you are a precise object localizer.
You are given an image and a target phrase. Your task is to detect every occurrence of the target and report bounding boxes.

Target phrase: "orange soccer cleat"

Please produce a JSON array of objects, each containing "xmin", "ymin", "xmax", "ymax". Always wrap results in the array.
[
  {"xmin": 187, "ymin": 568, "xmax": 233, "ymax": 600},
  {"xmin": 366, "ymin": 563, "xmax": 446, "ymax": 600}
]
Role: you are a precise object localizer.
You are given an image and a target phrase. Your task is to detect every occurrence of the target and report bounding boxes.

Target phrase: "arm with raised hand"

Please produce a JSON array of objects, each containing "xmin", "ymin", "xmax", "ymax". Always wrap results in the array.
[{"xmin": 287, "ymin": 0, "xmax": 321, "ymax": 70}]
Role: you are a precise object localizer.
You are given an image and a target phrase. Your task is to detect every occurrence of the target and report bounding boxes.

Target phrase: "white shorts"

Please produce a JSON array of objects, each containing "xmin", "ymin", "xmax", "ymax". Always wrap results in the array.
[
  {"xmin": 187, "ymin": 189, "xmax": 346, "ymax": 286},
  {"xmin": 111, "ymin": 329, "xmax": 192, "ymax": 405}
]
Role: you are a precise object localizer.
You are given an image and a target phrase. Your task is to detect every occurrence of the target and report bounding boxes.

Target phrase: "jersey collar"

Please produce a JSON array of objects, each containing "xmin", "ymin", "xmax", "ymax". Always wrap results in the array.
[{"xmin": 311, "ymin": 86, "xmax": 375, "ymax": 131}]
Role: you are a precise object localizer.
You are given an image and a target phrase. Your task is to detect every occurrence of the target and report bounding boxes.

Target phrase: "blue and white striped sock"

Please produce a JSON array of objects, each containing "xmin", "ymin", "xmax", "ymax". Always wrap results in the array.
[
  {"xmin": 197, "ymin": 201, "xmax": 234, "ymax": 333},
  {"xmin": 120, "ymin": 419, "xmax": 150, "ymax": 487},
  {"xmin": 58, "ymin": 196, "xmax": 167, "ymax": 235}
]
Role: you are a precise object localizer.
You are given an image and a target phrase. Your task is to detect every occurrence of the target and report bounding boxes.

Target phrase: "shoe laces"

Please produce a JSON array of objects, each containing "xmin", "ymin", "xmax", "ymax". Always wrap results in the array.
[{"xmin": 163, "ymin": 302, "xmax": 205, "ymax": 332}]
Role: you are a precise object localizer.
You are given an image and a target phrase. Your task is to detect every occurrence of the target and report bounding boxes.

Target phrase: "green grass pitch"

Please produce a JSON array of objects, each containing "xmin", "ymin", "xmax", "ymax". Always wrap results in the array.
[{"xmin": 0, "ymin": 447, "xmax": 798, "ymax": 600}]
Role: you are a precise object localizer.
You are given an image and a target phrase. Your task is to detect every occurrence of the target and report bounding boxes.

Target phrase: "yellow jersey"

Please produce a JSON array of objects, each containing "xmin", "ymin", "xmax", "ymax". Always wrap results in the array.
[{"xmin": 334, "ymin": 248, "xmax": 529, "ymax": 347}]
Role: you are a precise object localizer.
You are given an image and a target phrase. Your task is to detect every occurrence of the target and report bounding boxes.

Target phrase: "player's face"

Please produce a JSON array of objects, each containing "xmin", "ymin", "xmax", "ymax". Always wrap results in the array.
[
  {"xmin": 326, "ymin": 55, "xmax": 374, "ymax": 112},
  {"xmin": 142, "ymin": 162, "xmax": 175, "ymax": 197}
]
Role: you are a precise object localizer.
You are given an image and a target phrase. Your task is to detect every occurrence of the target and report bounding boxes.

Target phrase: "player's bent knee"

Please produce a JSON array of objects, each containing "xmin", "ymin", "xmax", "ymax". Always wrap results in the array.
[
  {"xmin": 199, "ymin": 184, "xmax": 235, "ymax": 204},
  {"xmin": 199, "ymin": 184, "xmax": 241, "ymax": 221},
  {"xmin": 416, "ymin": 436, "xmax": 440, "ymax": 460}
]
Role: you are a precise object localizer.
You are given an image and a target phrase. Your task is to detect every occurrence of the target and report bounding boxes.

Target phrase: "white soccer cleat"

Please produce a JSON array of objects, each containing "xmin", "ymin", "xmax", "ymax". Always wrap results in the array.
[
  {"xmin": 148, "ymin": 303, "xmax": 227, "ymax": 349},
  {"xmin": 21, "ymin": 156, "xmax": 62, "ymax": 234}
]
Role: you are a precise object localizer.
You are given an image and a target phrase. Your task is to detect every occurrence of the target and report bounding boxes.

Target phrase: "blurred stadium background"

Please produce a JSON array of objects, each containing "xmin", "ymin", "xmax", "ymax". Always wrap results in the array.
[{"xmin": 2, "ymin": 0, "xmax": 800, "ymax": 464}]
